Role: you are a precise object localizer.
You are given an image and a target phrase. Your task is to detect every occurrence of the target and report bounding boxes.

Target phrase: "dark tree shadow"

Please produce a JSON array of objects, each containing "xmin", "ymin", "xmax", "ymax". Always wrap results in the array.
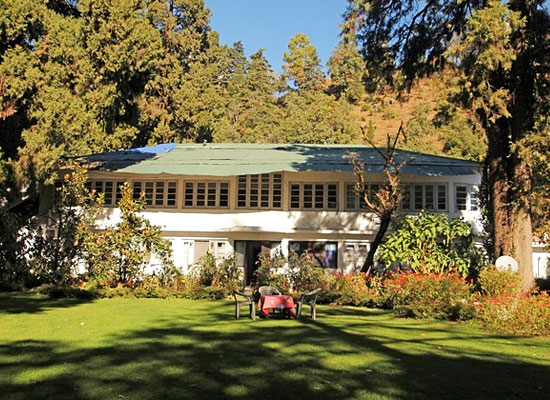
[
  {"xmin": 1, "ymin": 300, "xmax": 549, "ymax": 400},
  {"xmin": 0, "ymin": 293, "xmax": 94, "ymax": 315}
]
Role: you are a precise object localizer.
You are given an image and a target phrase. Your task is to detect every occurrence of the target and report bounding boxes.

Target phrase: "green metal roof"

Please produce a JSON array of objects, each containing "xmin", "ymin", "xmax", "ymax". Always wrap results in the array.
[{"xmin": 80, "ymin": 143, "xmax": 481, "ymax": 176}]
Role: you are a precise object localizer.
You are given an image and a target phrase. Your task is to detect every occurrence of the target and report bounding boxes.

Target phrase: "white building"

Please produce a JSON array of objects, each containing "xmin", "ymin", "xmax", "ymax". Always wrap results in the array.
[{"xmin": 80, "ymin": 143, "xmax": 548, "ymax": 282}]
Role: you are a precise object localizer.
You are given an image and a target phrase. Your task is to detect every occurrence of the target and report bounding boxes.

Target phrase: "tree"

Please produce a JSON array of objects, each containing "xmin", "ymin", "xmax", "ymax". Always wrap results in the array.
[
  {"xmin": 24, "ymin": 168, "xmax": 102, "ymax": 285},
  {"xmin": 278, "ymin": 90, "xmax": 358, "ymax": 144},
  {"xmin": 377, "ymin": 211, "xmax": 480, "ymax": 277},
  {"xmin": 349, "ymin": 124, "xmax": 407, "ymax": 273},
  {"xmin": 281, "ymin": 33, "xmax": 325, "ymax": 92},
  {"xmin": 79, "ymin": 183, "xmax": 174, "ymax": 287},
  {"xmin": 345, "ymin": 0, "xmax": 550, "ymax": 290},
  {"xmin": 328, "ymin": 41, "xmax": 367, "ymax": 102}
]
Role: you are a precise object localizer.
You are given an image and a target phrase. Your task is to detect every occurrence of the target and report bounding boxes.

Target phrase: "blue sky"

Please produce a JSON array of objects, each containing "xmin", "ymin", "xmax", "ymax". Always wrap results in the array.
[{"xmin": 204, "ymin": 0, "xmax": 349, "ymax": 74}]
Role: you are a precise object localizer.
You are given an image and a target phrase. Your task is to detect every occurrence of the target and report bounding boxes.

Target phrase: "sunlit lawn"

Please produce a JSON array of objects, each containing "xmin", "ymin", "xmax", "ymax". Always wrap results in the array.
[{"xmin": 1, "ymin": 293, "xmax": 549, "ymax": 400}]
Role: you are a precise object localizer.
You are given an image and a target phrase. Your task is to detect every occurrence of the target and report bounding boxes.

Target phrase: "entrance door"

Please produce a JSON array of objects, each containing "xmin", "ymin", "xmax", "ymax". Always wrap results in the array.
[{"xmin": 235, "ymin": 240, "xmax": 280, "ymax": 285}]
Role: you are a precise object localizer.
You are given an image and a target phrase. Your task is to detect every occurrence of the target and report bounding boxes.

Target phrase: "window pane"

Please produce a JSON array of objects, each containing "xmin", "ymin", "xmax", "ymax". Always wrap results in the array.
[
  {"xmin": 414, "ymin": 185, "xmax": 423, "ymax": 210},
  {"xmin": 167, "ymin": 182, "xmax": 176, "ymax": 206},
  {"xmin": 220, "ymin": 182, "xmax": 228, "ymax": 207},
  {"xmin": 261, "ymin": 174, "xmax": 270, "ymax": 207},
  {"xmin": 196, "ymin": 183, "xmax": 205, "ymax": 207},
  {"xmin": 290, "ymin": 184, "xmax": 300, "ymax": 209},
  {"xmin": 207, "ymin": 182, "xmax": 217, "ymax": 207},
  {"xmin": 303, "ymin": 184, "xmax": 313, "ymax": 208},
  {"xmin": 104, "ymin": 181, "xmax": 113, "ymax": 205},
  {"xmin": 272, "ymin": 174, "xmax": 282, "ymax": 208},
  {"xmin": 184, "ymin": 182, "xmax": 194, "ymax": 207},
  {"xmin": 327, "ymin": 184, "xmax": 338, "ymax": 209},
  {"xmin": 456, "ymin": 186, "xmax": 467, "ymax": 211},
  {"xmin": 346, "ymin": 183, "xmax": 356, "ymax": 210},
  {"xmin": 237, "ymin": 176, "xmax": 247, "ymax": 207},
  {"xmin": 93, "ymin": 181, "xmax": 104, "ymax": 194},
  {"xmin": 402, "ymin": 184, "xmax": 411, "ymax": 210},
  {"xmin": 250, "ymin": 175, "xmax": 258, "ymax": 207},
  {"xmin": 437, "ymin": 185, "xmax": 446, "ymax": 210},
  {"xmin": 470, "ymin": 186, "xmax": 479, "ymax": 211},
  {"xmin": 425, "ymin": 185, "xmax": 434, "ymax": 210},
  {"xmin": 314, "ymin": 184, "xmax": 324, "ymax": 209},
  {"xmin": 155, "ymin": 182, "xmax": 164, "ymax": 206},
  {"xmin": 325, "ymin": 242, "xmax": 338, "ymax": 268},
  {"xmin": 145, "ymin": 182, "xmax": 154, "ymax": 206},
  {"xmin": 359, "ymin": 184, "xmax": 368, "ymax": 209},
  {"xmin": 133, "ymin": 181, "xmax": 142, "ymax": 201}
]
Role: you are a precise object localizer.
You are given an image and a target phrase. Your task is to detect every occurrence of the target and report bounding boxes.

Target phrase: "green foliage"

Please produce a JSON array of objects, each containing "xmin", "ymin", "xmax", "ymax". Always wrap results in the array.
[
  {"xmin": 254, "ymin": 253, "xmax": 289, "ymax": 291},
  {"xmin": 478, "ymin": 292, "xmax": 550, "ymax": 336},
  {"xmin": 478, "ymin": 266, "xmax": 521, "ymax": 298},
  {"xmin": 24, "ymin": 168, "xmax": 102, "ymax": 285},
  {"xmin": 329, "ymin": 273, "xmax": 383, "ymax": 307},
  {"xmin": 384, "ymin": 272, "xmax": 475, "ymax": 320},
  {"xmin": 79, "ymin": 183, "xmax": 174, "ymax": 288},
  {"xmin": 377, "ymin": 212, "xmax": 480, "ymax": 276},
  {"xmin": 191, "ymin": 252, "xmax": 217, "ymax": 287},
  {"xmin": 401, "ymin": 103, "xmax": 437, "ymax": 154},
  {"xmin": 287, "ymin": 252, "xmax": 329, "ymax": 293},
  {"xmin": 281, "ymin": 33, "xmax": 325, "ymax": 92},
  {"xmin": 278, "ymin": 91, "xmax": 358, "ymax": 144},
  {"xmin": 328, "ymin": 41, "xmax": 367, "ymax": 103}
]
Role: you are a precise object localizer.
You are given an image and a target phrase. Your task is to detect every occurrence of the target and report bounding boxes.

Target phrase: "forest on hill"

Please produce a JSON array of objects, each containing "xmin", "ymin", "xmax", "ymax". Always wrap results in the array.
[{"xmin": 1, "ymin": 1, "xmax": 550, "ymax": 289}]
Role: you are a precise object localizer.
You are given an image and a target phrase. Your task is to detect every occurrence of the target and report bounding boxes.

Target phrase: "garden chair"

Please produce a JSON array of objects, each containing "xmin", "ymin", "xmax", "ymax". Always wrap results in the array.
[
  {"xmin": 296, "ymin": 288, "xmax": 322, "ymax": 320},
  {"xmin": 258, "ymin": 286, "xmax": 281, "ymax": 295},
  {"xmin": 233, "ymin": 289, "xmax": 255, "ymax": 320}
]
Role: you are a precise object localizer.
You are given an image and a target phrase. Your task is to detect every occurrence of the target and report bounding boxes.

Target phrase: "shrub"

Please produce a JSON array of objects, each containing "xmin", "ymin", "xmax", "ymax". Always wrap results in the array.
[
  {"xmin": 328, "ymin": 273, "xmax": 383, "ymax": 307},
  {"xmin": 80, "ymin": 183, "xmax": 174, "ymax": 287},
  {"xmin": 254, "ymin": 253, "xmax": 289, "ymax": 291},
  {"xmin": 191, "ymin": 252, "xmax": 217, "ymax": 287},
  {"xmin": 377, "ymin": 212, "xmax": 481, "ymax": 276},
  {"xmin": 212, "ymin": 255, "xmax": 242, "ymax": 295},
  {"xmin": 478, "ymin": 266, "xmax": 521, "ymax": 298},
  {"xmin": 288, "ymin": 252, "xmax": 329, "ymax": 293},
  {"xmin": 383, "ymin": 272, "xmax": 475, "ymax": 320},
  {"xmin": 478, "ymin": 292, "xmax": 550, "ymax": 336}
]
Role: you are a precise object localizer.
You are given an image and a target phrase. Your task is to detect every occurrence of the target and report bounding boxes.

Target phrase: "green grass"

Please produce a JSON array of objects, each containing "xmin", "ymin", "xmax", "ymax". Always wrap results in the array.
[{"xmin": 1, "ymin": 293, "xmax": 550, "ymax": 400}]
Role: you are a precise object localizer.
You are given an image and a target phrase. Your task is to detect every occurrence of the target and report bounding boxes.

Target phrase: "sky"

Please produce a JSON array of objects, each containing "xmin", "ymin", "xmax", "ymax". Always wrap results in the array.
[{"xmin": 204, "ymin": 0, "xmax": 349, "ymax": 74}]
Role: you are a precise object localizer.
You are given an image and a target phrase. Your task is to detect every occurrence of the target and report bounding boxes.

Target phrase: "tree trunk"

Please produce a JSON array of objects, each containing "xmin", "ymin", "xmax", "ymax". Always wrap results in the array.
[
  {"xmin": 487, "ymin": 123, "xmax": 534, "ymax": 291},
  {"xmin": 361, "ymin": 212, "xmax": 391, "ymax": 273}
]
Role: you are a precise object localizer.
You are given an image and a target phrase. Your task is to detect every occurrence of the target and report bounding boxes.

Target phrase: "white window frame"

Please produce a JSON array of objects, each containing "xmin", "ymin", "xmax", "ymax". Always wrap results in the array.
[
  {"xmin": 455, "ymin": 184, "xmax": 479, "ymax": 212},
  {"xmin": 132, "ymin": 180, "xmax": 177, "ymax": 208},
  {"xmin": 88, "ymin": 179, "xmax": 125, "ymax": 207},
  {"xmin": 401, "ymin": 183, "xmax": 448, "ymax": 212},
  {"xmin": 344, "ymin": 182, "xmax": 383, "ymax": 211},
  {"xmin": 289, "ymin": 182, "xmax": 338, "ymax": 210},
  {"xmin": 237, "ymin": 173, "xmax": 282, "ymax": 209},
  {"xmin": 183, "ymin": 180, "xmax": 229, "ymax": 209}
]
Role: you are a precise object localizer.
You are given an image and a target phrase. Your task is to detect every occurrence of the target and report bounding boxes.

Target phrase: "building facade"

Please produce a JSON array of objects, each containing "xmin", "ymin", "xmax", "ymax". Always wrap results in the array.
[{"xmin": 80, "ymin": 143, "xmax": 548, "ymax": 281}]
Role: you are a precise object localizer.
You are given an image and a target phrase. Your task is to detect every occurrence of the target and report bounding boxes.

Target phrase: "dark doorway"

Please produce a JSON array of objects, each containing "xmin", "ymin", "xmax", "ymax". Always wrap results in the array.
[{"xmin": 235, "ymin": 240, "xmax": 280, "ymax": 284}]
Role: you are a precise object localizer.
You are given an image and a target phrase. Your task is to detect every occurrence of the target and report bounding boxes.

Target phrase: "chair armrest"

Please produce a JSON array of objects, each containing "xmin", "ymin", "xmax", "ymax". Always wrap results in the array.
[
  {"xmin": 300, "ymin": 288, "xmax": 322, "ymax": 304},
  {"xmin": 234, "ymin": 290, "xmax": 253, "ymax": 302}
]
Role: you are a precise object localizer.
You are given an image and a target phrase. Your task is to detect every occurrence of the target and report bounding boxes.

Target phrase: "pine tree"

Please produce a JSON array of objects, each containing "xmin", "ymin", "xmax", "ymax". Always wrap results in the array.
[{"xmin": 281, "ymin": 33, "xmax": 325, "ymax": 92}]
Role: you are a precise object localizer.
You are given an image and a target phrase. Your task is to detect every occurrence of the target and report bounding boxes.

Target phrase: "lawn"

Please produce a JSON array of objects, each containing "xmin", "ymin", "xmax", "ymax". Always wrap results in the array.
[{"xmin": 1, "ymin": 294, "xmax": 549, "ymax": 400}]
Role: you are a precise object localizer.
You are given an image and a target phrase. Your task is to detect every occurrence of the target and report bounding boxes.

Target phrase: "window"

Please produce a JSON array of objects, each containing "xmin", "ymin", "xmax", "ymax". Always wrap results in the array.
[
  {"xmin": 455, "ymin": 184, "xmax": 479, "ymax": 212},
  {"xmin": 290, "ymin": 183, "xmax": 338, "ymax": 210},
  {"xmin": 344, "ymin": 182, "xmax": 381, "ymax": 211},
  {"xmin": 184, "ymin": 181, "xmax": 228, "ymax": 208},
  {"xmin": 401, "ymin": 183, "xmax": 447, "ymax": 211},
  {"xmin": 132, "ymin": 180, "xmax": 177, "ymax": 207},
  {"xmin": 289, "ymin": 241, "xmax": 338, "ymax": 268},
  {"xmin": 88, "ymin": 179, "xmax": 125, "ymax": 206},
  {"xmin": 237, "ymin": 173, "xmax": 282, "ymax": 209}
]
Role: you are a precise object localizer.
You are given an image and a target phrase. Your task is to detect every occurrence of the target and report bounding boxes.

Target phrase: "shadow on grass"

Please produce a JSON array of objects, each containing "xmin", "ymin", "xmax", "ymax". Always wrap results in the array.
[
  {"xmin": 0, "ymin": 292, "xmax": 94, "ymax": 315},
  {"xmin": 1, "ymin": 300, "xmax": 549, "ymax": 400}
]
